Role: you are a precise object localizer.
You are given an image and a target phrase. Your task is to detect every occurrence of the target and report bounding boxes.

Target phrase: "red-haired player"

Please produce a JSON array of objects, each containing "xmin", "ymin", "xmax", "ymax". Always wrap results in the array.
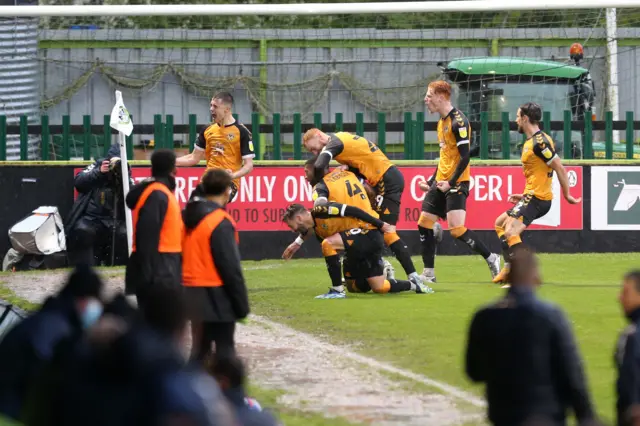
[{"xmin": 418, "ymin": 80, "xmax": 500, "ymax": 283}]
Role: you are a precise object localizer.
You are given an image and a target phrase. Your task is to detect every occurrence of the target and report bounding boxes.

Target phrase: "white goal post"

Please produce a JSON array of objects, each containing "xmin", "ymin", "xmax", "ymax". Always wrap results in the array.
[{"xmin": 0, "ymin": 1, "xmax": 637, "ymax": 16}]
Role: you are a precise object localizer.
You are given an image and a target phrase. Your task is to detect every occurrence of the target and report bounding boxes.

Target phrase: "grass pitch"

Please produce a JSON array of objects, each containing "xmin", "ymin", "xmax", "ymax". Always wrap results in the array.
[{"xmin": 243, "ymin": 253, "xmax": 640, "ymax": 425}]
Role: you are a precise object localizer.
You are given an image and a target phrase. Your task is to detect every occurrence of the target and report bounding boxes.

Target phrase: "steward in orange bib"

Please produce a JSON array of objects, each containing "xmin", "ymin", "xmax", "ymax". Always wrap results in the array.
[
  {"xmin": 182, "ymin": 168, "xmax": 250, "ymax": 362},
  {"xmin": 125, "ymin": 149, "xmax": 183, "ymax": 309}
]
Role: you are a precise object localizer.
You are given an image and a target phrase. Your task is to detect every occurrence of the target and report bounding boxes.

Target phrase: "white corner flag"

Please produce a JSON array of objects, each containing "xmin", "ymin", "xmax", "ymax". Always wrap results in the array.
[{"xmin": 110, "ymin": 90, "xmax": 134, "ymax": 256}]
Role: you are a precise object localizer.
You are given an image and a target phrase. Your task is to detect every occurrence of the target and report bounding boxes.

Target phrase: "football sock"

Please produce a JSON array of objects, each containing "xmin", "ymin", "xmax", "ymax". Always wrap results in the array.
[
  {"xmin": 451, "ymin": 226, "xmax": 492, "ymax": 259},
  {"xmin": 418, "ymin": 226, "xmax": 436, "ymax": 269},
  {"xmin": 324, "ymin": 255, "xmax": 343, "ymax": 289},
  {"xmin": 388, "ymin": 279, "xmax": 412, "ymax": 293},
  {"xmin": 389, "ymin": 240, "xmax": 416, "ymax": 275}
]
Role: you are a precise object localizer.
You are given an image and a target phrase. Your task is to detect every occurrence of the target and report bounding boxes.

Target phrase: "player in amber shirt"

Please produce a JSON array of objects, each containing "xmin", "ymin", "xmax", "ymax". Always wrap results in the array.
[
  {"xmin": 419, "ymin": 80, "xmax": 500, "ymax": 284},
  {"xmin": 176, "ymin": 92, "xmax": 255, "ymax": 203},
  {"xmin": 492, "ymin": 103, "xmax": 581, "ymax": 286},
  {"xmin": 300, "ymin": 129, "xmax": 422, "ymax": 286},
  {"xmin": 281, "ymin": 175, "xmax": 431, "ymax": 300}
]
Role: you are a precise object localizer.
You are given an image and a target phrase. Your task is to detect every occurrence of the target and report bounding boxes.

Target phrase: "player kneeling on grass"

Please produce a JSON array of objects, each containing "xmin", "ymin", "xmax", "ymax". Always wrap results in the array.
[
  {"xmin": 492, "ymin": 103, "xmax": 581, "ymax": 286},
  {"xmin": 282, "ymin": 202, "xmax": 432, "ymax": 299}
]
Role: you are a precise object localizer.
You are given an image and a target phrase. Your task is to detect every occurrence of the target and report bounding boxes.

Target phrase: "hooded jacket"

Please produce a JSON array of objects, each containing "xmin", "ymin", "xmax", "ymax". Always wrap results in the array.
[
  {"xmin": 65, "ymin": 144, "xmax": 133, "ymax": 233},
  {"xmin": 124, "ymin": 176, "xmax": 183, "ymax": 297},
  {"xmin": 181, "ymin": 198, "xmax": 249, "ymax": 323}
]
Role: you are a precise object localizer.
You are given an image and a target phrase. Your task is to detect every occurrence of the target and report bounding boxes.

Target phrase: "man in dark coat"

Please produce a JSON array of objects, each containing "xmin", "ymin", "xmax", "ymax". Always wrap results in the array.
[
  {"xmin": 65, "ymin": 144, "xmax": 132, "ymax": 267},
  {"xmin": 125, "ymin": 149, "xmax": 183, "ymax": 309},
  {"xmin": 182, "ymin": 169, "xmax": 250, "ymax": 362},
  {"xmin": 465, "ymin": 245, "xmax": 599, "ymax": 426},
  {"xmin": 614, "ymin": 270, "xmax": 640, "ymax": 426},
  {"xmin": 0, "ymin": 264, "xmax": 104, "ymax": 421}
]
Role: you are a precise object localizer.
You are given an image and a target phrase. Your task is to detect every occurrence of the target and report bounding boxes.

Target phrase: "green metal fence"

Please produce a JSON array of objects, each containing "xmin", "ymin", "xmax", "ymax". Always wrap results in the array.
[{"xmin": 1, "ymin": 110, "xmax": 640, "ymax": 162}]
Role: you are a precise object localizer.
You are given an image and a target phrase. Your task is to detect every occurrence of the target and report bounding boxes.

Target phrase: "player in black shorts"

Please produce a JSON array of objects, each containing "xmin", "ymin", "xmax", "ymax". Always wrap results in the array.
[
  {"xmin": 492, "ymin": 103, "xmax": 581, "ymax": 286},
  {"xmin": 418, "ymin": 80, "xmax": 500, "ymax": 284},
  {"xmin": 303, "ymin": 129, "xmax": 422, "ymax": 285}
]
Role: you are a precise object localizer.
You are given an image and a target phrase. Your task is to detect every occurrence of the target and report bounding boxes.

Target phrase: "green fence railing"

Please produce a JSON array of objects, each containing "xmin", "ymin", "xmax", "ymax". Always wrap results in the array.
[{"xmin": 1, "ymin": 110, "xmax": 640, "ymax": 161}]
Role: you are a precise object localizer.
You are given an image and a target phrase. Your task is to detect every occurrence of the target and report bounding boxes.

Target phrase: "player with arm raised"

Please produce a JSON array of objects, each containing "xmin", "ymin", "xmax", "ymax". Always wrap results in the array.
[
  {"xmin": 492, "ymin": 103, "xmax": 581, "ymax": 286},
  {"xmin": 176, "ymin": 92, "xmax": 254, "ymax": 203},
  {"xmin": 418, "ymin": 80, "xmax": 500, "ymax": 284},
  {"xmin": 301, "ymin": 129, "xmax": 422, "ymax": 285}
]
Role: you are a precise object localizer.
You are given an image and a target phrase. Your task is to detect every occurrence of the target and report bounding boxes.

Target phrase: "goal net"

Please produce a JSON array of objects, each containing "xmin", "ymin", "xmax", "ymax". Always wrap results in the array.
[{"xmin": 0, "ymin": 1, "xmax": 633, "ymax": 160}]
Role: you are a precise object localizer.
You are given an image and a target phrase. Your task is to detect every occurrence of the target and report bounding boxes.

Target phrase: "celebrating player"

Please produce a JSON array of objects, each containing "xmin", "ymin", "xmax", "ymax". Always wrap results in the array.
[
  {"xmin": 176, "ymin": 92, "xmax": 255, "ymax": 203},
  {"xmin": 282, "ymin": 163, "xmax": 432, "ymax": 299},
  {"xmin": 492, "ymin": 103, "xmax": 581, "ymax": 286},
  {"xmin": 418, "ymin": 80, "xmax": 500, "ymax": 283},
  {"xmin": 301, "ymin": 129, "xmax": 422, "ymax": 285}
]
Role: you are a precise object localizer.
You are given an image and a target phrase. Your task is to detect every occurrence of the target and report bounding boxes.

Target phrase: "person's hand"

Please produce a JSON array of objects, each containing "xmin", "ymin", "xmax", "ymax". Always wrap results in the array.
[
  {"xmin": 564, "ymin": 193, "xmax": 582, "ymax": 204},
  {"xmin": 100, "ymin": 160, "xmax": 110, "ymax": 173},
  {"xmin": 436, "ymin": 181, "xmax": 451, "ymax": 193},
  {"xmin": 87, "ymin": 315, "xmax": 127, "ymax": 344},
  {"xmin": 508, "ymin": 194, "xmax": 523, "ymax": 204},
  {"xmin": 381, "ymin": 222, "xmax": 396, "ymax": 233},
  {"xmin": 282, "ymin": 242, "xmax": 301, "ymax": 260},
  {"xmin": 418, "ymin": 179, "xmax": 433, "ymax": 192},
  {"xmin": 225, "ymin": 169, "xmax": 235, "ymax": 178}
]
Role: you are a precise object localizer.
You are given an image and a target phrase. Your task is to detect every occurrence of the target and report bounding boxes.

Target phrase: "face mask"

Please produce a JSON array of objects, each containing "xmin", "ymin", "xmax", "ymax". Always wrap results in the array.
[{"xmin": 81, "ymin": 299, "xmax": 103, "ymax": 329}]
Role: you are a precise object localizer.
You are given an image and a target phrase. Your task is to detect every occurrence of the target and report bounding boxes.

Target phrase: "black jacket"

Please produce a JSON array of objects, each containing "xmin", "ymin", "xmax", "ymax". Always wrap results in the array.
[
  {"xmin": 124, "ymin": 177, "xmax": 182, "ymax": 296},
  {"xmin": 0, "ymin": 294, "xmax": 82, "ymax": 420},
  {"xmin": 182, "ymin": 198, "xmax": 249, "ymax": 323},
  {"xmin": 615, "ymin": 308, "xmax": 640, "ymax": 426},
  {"xmin": 65, "ymin": 144, "xmax": 132, "ymax": 233},
  {"xmin": 55, "ymin": 323, "xmax": 231, "ymax": 426},
  {"xmin": 465, "ymin": 286, "xmax": 596, "ymax": 426}
]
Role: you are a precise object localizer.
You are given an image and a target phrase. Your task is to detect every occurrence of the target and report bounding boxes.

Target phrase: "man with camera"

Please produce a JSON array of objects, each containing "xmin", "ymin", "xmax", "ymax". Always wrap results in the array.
[{"xmin": 65, "ymin": 144, "xmax": 132, "ymax": 267}]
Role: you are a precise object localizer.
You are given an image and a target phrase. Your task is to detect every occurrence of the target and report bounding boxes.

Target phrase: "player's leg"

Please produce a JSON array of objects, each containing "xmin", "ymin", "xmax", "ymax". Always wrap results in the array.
[
  {"xmin": 315, "ymin": 235, "xmax": 347, "ymax": 299},
  {"xmin": 501, "ymin": 195, "xmax": 552, "ymax": 285},
  {"xmin": 376, "ymin": 167, "xmax": 422, "ymax": 286},
  {"xmin": 418, "ymin": 185, "xmax": 446, "ymax": 283},
  {"xmin": 351, "ymin": 229, "xmax": 432, "ymax": 294},
  {"xmin": 492, "ymin": 212, "xmax": 512, "ymax": 284},
  {"xmin": 445, "ymin": 182, "xmax": 501, "ymax": 279}
]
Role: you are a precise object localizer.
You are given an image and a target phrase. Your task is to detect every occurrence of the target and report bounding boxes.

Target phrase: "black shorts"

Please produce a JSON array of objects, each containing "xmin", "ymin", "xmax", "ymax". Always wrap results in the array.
[
  {"xmin": 421, "ymin": 181, "xmax": 470, "ymax": 219},
  {"xmin": 340, "ymin": 228, "xmax": 384, "ymax": 281},
  {"xmin": 345, "ymin": 277, "xmax": 372, "ymax": 293},
  {"xmin": 507, "ymin": 194, "xmax": 552, "ymax": 227},
  {"xmin": 373, "ymin": 166, "xmax": 404, "ymax": 225}
]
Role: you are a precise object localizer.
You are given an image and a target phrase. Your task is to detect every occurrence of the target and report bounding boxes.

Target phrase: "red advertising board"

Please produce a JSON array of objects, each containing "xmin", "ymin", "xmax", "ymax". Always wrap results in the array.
[{"xmin": 76, "ymin": 166, "xmax": 583, "ymax": 231}]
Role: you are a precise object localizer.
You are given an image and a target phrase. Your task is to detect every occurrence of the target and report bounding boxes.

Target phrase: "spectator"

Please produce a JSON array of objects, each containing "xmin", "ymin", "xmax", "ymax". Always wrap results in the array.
[
  {"xmin": 0, "ymin": 264, "xmax": 104, "ymax": 420},
  {"xmin": 125, "ymin": 149, "xmax": 183, "ymax": 310},
  {"xmin": 614, "ymin": 270, "xmax": 640, "ymax": 426},
  {"xmin": 65, "ymin": 144, "xmax": 132, "ymax": 267},
  {"xmin": 207, "ymin": 354, "xmax": 280, "ymax": 426},
  {"xmin": 57, "ymin": 286, "xmax": 236, "ymax": 426},
  {"xmin": 22, "ymin": 292, "xmax": 138, "ymax": 426},
  {"xmin": 465, "ymin": 245, "xmax": 599, "ymax": 426},
  {"xmin": 182, "ymin": 169, "xmax": 250, "ymax": 362}
]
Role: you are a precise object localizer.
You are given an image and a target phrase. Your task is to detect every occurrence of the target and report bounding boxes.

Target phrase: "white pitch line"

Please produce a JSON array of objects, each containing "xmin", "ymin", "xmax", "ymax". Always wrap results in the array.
[{"xmin": 249, "ymin": 314, "xmax": 487, "ymax": 408}]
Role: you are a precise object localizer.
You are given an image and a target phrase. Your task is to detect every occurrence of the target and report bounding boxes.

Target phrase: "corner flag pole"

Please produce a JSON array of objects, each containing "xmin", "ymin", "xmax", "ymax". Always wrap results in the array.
[{"xmin": 110, "ymin": 90, "xmax": 134, "ymax": 256}]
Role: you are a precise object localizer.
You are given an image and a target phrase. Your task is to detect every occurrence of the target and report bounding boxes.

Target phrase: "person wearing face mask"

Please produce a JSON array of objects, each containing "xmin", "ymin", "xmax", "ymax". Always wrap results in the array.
[
  {"xmin": 125, "ymin": 149, "xmax": 184, "ymax": 310},
  {"xmin": 0, "ymin": 263, "xmax": 104, "ymax": 421}
]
